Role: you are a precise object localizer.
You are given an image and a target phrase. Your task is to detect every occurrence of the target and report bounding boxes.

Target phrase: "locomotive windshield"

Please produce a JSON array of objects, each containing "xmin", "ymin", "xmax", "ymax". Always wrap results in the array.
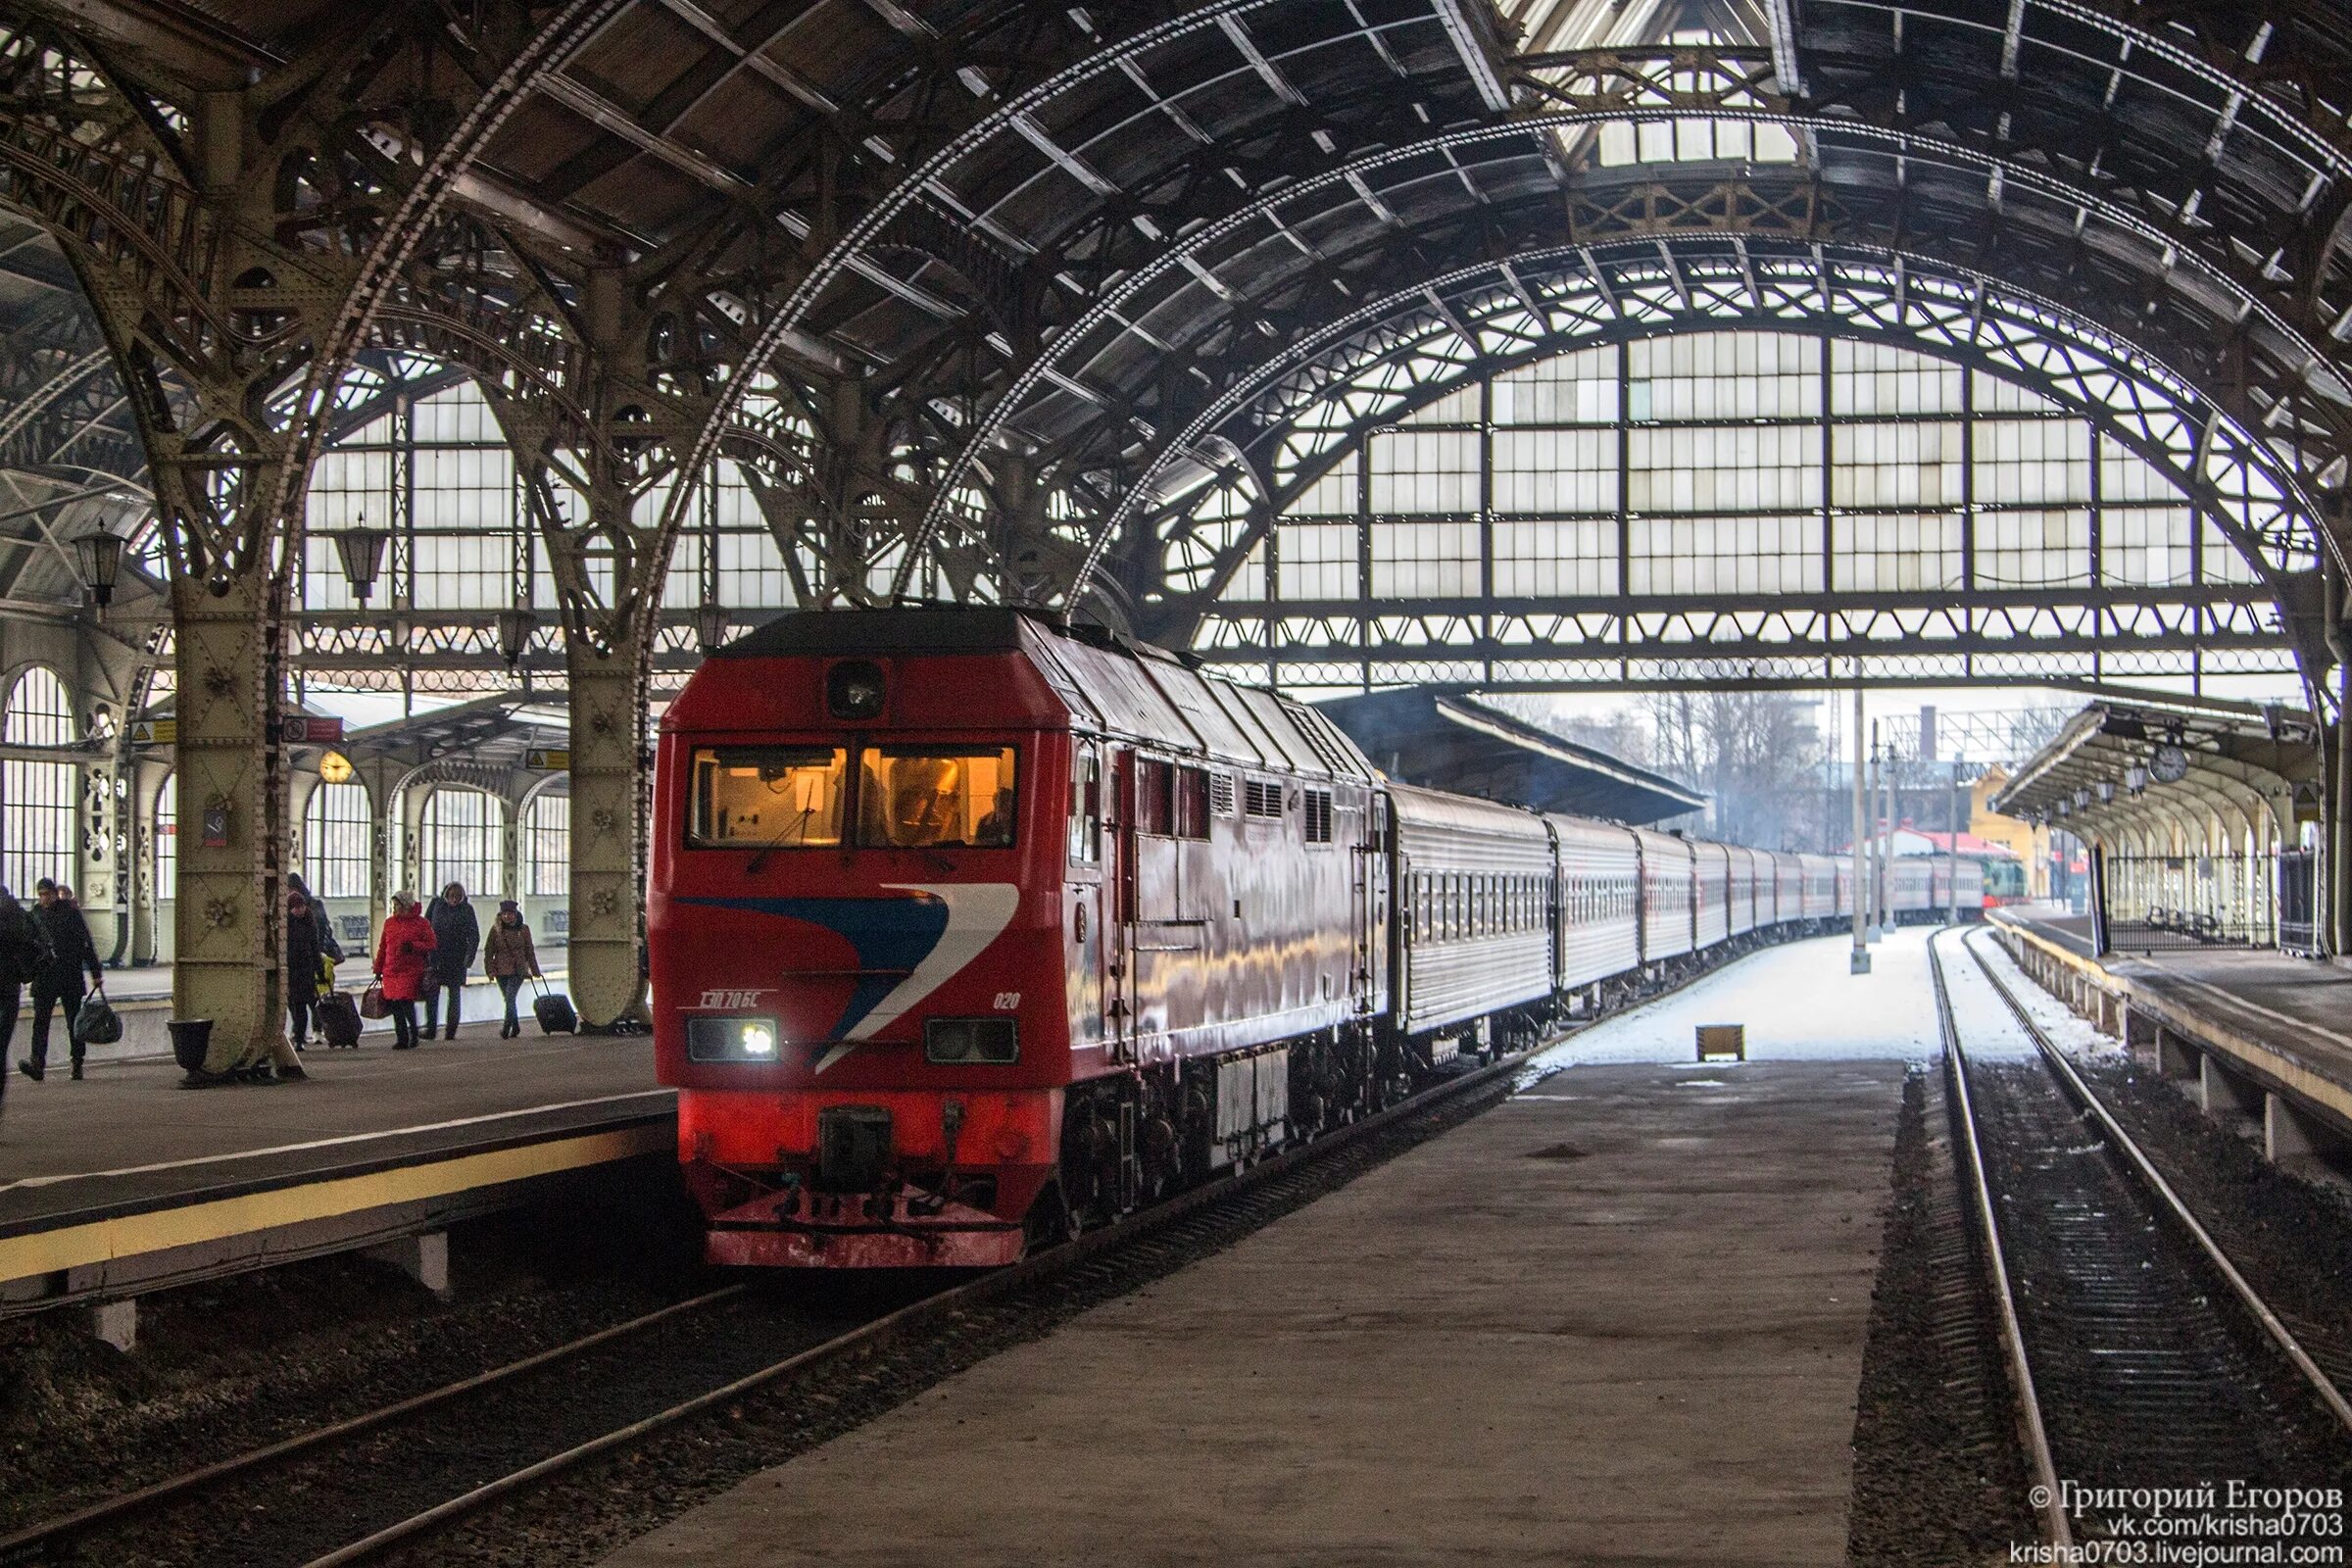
[
  {"xmin": 858, "ymin": 747, "xmax": 1019, "ymax": 849},
  {"xmin": 688, "ymin": 746, "xmax": 848, "ymax": 848}
]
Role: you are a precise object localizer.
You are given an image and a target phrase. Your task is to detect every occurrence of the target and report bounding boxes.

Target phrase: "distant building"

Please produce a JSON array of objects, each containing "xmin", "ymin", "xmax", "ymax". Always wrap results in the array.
[{"xmin": 1969, "ymin": 765, "xmax": 2053, "ymax": 899}]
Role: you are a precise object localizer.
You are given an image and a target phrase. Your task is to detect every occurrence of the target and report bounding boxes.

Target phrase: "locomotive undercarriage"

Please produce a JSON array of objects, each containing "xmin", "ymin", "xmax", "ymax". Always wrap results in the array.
[{"xmin": 1055, "ymin": 1022, "xmax": 1400, "ymax": 1233}]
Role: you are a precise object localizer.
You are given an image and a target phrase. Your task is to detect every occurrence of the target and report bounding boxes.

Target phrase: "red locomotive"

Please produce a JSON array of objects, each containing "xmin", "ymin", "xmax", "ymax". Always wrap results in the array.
[{"xmin": 651, "ymin": 608, "xmax": 1860, "ymax": 1268}]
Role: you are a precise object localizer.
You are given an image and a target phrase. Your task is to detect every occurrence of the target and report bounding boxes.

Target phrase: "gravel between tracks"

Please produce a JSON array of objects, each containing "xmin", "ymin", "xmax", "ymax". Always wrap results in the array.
[{"xmin": 1845, "ymin": 1066, "xmax": 2035, "ymax": 1566}]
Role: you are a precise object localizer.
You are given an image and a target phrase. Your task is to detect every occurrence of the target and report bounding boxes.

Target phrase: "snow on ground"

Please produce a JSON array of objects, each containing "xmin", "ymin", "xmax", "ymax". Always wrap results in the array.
[
  {"xmin": 1961, "ymin": 926, "xmax": 2122, "ymax": 1062},
  {"xmin": 1524, "ymin": 925, "xmax": 1945, "ymax": 1081}
]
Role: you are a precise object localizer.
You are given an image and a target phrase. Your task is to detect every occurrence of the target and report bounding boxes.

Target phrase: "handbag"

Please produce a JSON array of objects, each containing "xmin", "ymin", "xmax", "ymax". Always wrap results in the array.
[
  {"xmin": 72, "ymin": 990, "xmax": 122, "ymax": 1046},
  {"xmin": 359, "ymin": 979, "xmax": 390, "ymax": 1020}
]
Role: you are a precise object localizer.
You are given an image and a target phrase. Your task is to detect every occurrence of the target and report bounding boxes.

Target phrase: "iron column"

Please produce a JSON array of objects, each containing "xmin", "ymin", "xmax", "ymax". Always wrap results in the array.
[{"xmin": 1851, "ymin": 684, "xmax": 1870, "ymax": 973}]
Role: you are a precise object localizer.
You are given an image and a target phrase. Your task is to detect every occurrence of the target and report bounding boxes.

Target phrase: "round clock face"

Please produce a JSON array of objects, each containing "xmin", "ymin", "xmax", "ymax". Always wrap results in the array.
[{"xmin": 2149, "ymin": 743, "xmax": 2189, "ymax": 784}]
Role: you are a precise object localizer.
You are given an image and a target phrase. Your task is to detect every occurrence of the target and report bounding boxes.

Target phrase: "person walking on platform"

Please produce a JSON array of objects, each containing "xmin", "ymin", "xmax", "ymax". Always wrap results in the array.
[
  {"xmin": 286, "ymin": 887, "xmax": 324, "ymax": 1050},
  {"xmin": 375, "ymin": 893, "xmax": 436, "ymax": 1051},
  {"xmin": 424, "ymin": 882, "xmax": 478, "ymax": 1042},
  {"xmin": 287, "ymin": 872, "xmax": 345, "ymax": 970},
  {"xmin": 482, "ymin": 901, "xmax": 541, "ymax": 1039},
  {"xmin": 21, "ymin": 877, "xmax": 100, "ymax": 1082},
  {"xmin": 0, "ymin": 887, "xmax": 44, "ymax": 1117}
]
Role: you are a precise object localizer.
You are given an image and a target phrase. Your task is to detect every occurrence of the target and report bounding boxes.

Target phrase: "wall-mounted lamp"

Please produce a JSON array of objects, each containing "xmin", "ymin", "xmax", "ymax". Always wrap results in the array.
[
  {"xmin": 74, "ymin": 531, "xmax": 124, "ymax": 610},
  {"xmin": 335, "ymin": 521, "xmax": 390, "ymax": 605},
  {"xmin": 2096, "ymin": 779, "xmax": 2115, "ymax": 804},
  {"xmin": 2125, "ymin": 763, "xmax": 2148, "ymax": 795}
]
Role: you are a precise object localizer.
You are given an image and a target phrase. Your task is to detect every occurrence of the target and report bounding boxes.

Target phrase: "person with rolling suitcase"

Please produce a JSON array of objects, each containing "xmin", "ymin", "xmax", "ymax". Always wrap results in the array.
[
  {"xmin": 482, "ymin": 901, "xmax": 541, "ymax": 1039},
  {"xmin": 286, "ymin": 885, "xmax": 323, "ymax": 1053}
]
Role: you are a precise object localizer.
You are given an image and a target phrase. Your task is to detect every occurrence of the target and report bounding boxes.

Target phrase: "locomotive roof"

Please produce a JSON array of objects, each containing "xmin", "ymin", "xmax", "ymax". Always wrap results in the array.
[{"xmin": 706, "ymin": 607, "xmax": 1375, "ymax": 783}]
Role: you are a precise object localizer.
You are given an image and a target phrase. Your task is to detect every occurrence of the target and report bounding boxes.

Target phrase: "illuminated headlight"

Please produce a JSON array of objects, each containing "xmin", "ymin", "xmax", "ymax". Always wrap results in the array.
[
  {"xmin": 686, "ymin": 1015, "xmax": 783, "ymax": 1063},
  {"xmin": 924, "ymin": 1018, "xmax": 1018, "ymax": 1064}
]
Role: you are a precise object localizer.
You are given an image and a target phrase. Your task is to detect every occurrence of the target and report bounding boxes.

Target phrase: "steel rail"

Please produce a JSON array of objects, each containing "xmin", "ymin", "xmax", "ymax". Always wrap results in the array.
[
  {"xmin": 1959, "ymin": 927, "xmax": 2352, "ymax": 1435},
  {"xmin": 0, "ymin": 1283, "xmax": 753, "ymax": 1561},
  {"xmin": 1926, "ymin": 926, "xmax": 2074, "ymax": 1550}
]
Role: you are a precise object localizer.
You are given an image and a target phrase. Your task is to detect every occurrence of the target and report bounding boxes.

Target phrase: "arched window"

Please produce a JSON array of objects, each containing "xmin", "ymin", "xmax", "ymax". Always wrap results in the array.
[
  {"xmin": 155, "ymin": 773, "xmax": 176, "ymax": 901},
  {"xmin": 420, "ymin": 787, "xmax": 502, "ymax": 899},
  {"xmin": 525, "ymin": 793, "xmax": 568, "ymax": 897},
  {"xmin": 303, "ymin": 781, "xmax": 372, "ymax": 900},
  {"xmin": 2, "ymin": 667, "xmax": 76, "ymax": 896}
]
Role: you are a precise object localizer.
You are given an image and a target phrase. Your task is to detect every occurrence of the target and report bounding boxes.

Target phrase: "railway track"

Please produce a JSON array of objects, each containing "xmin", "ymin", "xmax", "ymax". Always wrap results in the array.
[
  {"xmin": 1930, "ymin": 926, "xmax": 2352, "ymax": 1552},
  {"xmin": 0, "ymin": 1037, "xmax": 1544, "ymax": 1568}
]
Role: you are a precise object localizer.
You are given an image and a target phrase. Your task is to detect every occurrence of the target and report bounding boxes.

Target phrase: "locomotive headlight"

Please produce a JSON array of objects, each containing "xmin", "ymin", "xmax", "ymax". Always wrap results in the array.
[
  {"xmin": 686, "ymin": 1015, "xmax": 785, "ymax": 1063},
  {"xmin": 925, "ymin": 1018, "xmax": 1018, "ymax": 1064}
]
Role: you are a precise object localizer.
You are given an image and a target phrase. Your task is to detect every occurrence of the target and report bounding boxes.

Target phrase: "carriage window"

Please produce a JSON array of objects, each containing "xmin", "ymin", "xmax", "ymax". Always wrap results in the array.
[
  {"xmin": 689, "ymin": 746, "xmax": 847, "ymax": 848},
  {"xmin": 1134, "ymin": 759, "xmax": 1174, "ymax": 836},
  {"xmin": 1069, "ymin": 743, "xmax": 1101, "ymax": 864},
  {"xmin": 857, "ymin": 747, "xmax": 1019, "ymax": 849}
]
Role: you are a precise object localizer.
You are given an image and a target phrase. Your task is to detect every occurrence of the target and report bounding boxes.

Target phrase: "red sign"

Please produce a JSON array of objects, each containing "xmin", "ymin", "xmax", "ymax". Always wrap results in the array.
[{"xmin": 282, "ymin": 714, "xmax": 344, "ymax": 745}]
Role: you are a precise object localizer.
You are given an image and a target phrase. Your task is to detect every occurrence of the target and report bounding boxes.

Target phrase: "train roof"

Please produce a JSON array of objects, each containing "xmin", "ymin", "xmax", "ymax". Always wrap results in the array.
[{"xmin": 703, "ymin": 608, "xmax": 1375, "ymax": 784}]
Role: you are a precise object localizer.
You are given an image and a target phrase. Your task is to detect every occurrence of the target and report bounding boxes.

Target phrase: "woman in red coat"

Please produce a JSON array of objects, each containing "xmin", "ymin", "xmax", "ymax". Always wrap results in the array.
[{"xmin": 374, "ymin": 894, "xmax": 438, "ymax": 1051}]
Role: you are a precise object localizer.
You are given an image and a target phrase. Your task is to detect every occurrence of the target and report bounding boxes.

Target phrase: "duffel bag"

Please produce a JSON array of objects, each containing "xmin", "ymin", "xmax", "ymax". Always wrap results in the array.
[{"xmin": 72, "ymin": 992, "xmax": 122, "ymax": 1046}]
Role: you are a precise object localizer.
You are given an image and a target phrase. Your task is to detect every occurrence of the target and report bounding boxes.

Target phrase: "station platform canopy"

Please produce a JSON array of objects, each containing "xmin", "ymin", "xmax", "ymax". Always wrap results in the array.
[
  {"xmin": 1987, "ymin": 694, "xmax": 2323, "ymax": 846},
  {"xmin": 1315, "ymin": 690, "xmax": 1704, "ymax": 826}
]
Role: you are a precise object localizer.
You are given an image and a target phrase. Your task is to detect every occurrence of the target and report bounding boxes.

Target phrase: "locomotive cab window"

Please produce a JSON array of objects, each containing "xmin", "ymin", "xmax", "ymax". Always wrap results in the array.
[
  {"xmin": 857, "ymin": 747, "xmax": 1019, "ymax": 849},
  {"xmin": 688, "ymin": 747, "xmax": 848, "ymax": 849},
  {"xmin": 1069, "ymin": 742, "xmax": 1101, "ymax": 864}
]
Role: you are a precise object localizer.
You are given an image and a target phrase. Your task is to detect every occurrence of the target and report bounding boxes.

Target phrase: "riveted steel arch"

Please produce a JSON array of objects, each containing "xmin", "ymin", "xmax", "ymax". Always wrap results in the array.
[{"xmin": 1130, "ymin": 244, "xmax": 2324, "ymax": 622}]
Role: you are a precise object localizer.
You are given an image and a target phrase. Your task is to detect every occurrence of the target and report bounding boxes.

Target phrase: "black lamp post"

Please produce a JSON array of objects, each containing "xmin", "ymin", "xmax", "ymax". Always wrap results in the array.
[
  {"xmin": 334, "ymin": 520, "xmax": 390, "ymax": 604},
  {"xmin": 74, "ymin": 531, "xmax": 123, "ymax": 610}
]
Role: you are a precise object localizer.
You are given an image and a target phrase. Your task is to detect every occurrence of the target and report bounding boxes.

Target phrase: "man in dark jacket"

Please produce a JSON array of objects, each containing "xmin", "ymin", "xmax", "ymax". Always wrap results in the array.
[
  {"xmin": 287, "ymin": 873, "xmax": 344, "ymax": 965},
  {"xmin": 21, "ymin": 877, "xmax": 100, "ymax": 1080},
  {"xmin": 423, "ymin": 882, "xmax": 480, "ymax": 1041}
]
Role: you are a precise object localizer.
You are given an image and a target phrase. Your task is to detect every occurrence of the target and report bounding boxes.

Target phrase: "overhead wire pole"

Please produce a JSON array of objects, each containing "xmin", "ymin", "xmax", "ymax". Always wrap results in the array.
[
  {"xmin": 1949, "ymin": 758, "xmax": 1964, "ymax": 925},
  {"xmin": 1851, "ymin": 681, "xmax": 1870, "ymax": 974},
  {"xmin": 1867, "ymin": 721, "xmax": 1884, "ymax": 944}
]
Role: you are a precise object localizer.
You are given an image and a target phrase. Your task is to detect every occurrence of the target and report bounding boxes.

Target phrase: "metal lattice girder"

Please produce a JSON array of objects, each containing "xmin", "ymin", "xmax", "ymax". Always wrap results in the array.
[{"xmin": 1102, "ymin": 241, "xmax": 2320, "ymax": 679}]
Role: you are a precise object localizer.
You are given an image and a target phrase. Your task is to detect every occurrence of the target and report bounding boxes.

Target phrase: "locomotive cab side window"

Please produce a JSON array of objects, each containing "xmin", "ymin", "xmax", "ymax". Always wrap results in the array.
[
  {"xmin": 688, "ymin": 747, "xmax": 848, "ymax": 849},
  {"xmin": 1069, "ymin": 742, "xmax": 1101, "ymax": 864},
  {"xmin": 857, "ymin": 747, "xmax": 1019, "ymax": 849}
]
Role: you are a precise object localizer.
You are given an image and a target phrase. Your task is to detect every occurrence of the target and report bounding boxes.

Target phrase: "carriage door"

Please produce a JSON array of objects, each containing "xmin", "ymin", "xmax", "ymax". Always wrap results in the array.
[
  {"xmin": 1351, "ymin": 791, "xmax": 1385, "ymax": 1013},
  {"xmin": 1067, "ymin": 740, "xmax": 1106, "ymax": 1053},
  {"xmin": 1109, "ymin": 748, "xmax": 1138, "ymax": 1062}
]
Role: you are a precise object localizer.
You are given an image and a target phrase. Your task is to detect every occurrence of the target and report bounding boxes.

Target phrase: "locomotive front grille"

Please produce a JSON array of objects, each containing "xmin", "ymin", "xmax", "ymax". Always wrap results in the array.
[{"xmin": 815, "ymin": 1104, "xmax": 893, "ymax": 1192}]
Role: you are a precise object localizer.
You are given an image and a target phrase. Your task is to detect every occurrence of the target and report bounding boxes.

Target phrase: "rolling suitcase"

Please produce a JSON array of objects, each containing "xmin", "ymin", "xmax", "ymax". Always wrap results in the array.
[
  {"xmin": 315, "ymin": 990, "xmax": 363, "ymax": 1049},
  {"xmin": 531, "ymin": 979, "xmax": 577, "ymax": 1035}
]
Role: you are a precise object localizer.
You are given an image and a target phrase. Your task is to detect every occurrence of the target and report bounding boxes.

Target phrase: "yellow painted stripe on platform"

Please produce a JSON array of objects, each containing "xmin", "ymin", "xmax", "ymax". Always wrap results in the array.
[
  {"xmin": 0, "ymin": 1121, "xmax": 670, "ymax": 1286},
  {"xmin": 1994, "ymin": 920, "xmax": 2352, "ymax": 1130}
]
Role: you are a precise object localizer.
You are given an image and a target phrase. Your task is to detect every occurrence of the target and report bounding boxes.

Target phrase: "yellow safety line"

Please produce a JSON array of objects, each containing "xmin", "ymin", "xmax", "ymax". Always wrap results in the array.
[
  {"xmin": 0, "ymin": 1122, "xmax": 672, "ymax": 1286},
  {"xmin": 1993, "ymin": 920, "xmax": 2352, "ymax": 1131}
]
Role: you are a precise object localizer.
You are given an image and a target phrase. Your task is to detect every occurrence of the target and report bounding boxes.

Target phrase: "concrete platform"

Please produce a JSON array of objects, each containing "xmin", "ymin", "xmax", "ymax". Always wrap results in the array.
[
  {"xmin": 1993, "ymin": 910, "xmax": 2352, "ymax": 1165},
  {"xmin": 0, "ymin": 1026, "xmax": 668, "ymax": 1317},
  {"xmin": 603, "ymin": 1056, "xmax": 1907, "ymax": 1568},
  {"xmin": 61, "ymin": 950, "xmax": 572, "ymax": 1069}
]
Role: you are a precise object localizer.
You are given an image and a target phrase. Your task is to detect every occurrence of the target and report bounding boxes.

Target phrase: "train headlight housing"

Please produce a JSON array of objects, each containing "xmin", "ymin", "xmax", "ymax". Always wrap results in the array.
[
  {"xmin": 825, "ymin": 660, "xmax": 885, "ymax": 719},
  {"xmin": 686, "ymin": 1015, "xmax": 784, "ymax": 1062},
  {"xmin": 924, "ymin": 1018, "xmax": 1018, "ymax": 1064}
]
